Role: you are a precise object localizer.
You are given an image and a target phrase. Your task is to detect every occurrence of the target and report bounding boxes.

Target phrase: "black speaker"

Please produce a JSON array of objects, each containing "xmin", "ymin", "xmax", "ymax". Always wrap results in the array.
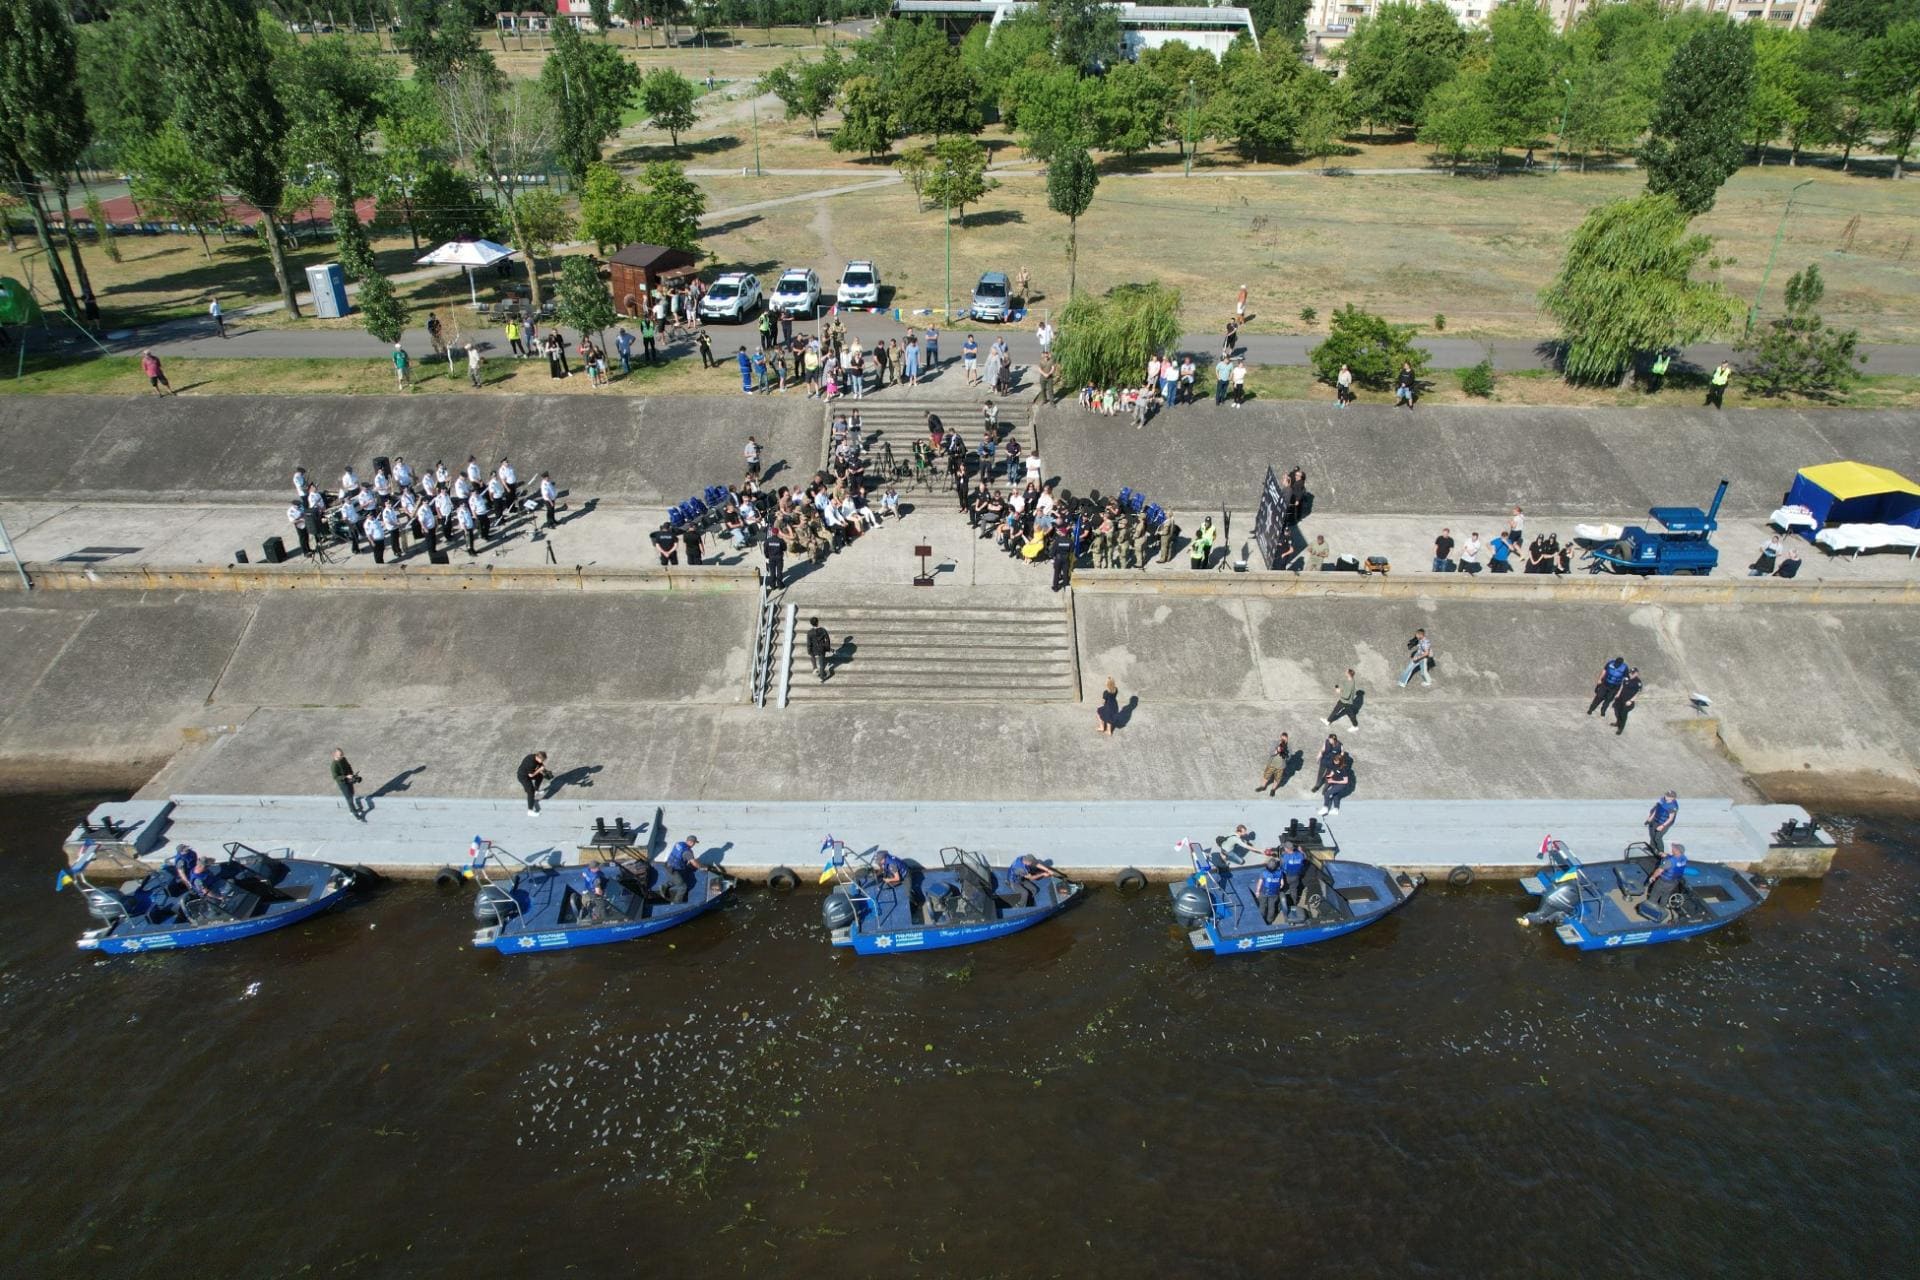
[
  {"xmin": 373, "ymin": 454, "xmax": 392, "ymax": 478},
  {"xmin": 428, "ymin": 547, "xmax": 450, "ymax": 565},
  {"xmin": 261, "ymin": 536, "xmax": 287, "ymax": 564}
]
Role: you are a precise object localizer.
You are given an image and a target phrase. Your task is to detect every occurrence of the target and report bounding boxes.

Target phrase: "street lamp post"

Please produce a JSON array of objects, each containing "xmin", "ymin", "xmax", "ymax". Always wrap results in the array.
[
  {"xmin": 943, "ymin": 167, "xmax": 954, "ymax": 322},
  {"xmin": 1748, "ymin": 179, "xmax": 1815, "ymax": 338},
  {"xmin": 1552, "ymin": 78, "xmax": 1572, "ymax": 174}
]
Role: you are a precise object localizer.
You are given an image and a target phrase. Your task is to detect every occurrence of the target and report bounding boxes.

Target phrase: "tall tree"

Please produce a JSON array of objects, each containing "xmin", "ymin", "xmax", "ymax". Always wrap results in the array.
[
  {"xmin": 555, "ymin": 252, "xmax": 617, "ymax": 356},
  {"xmin": 1482, "ymin": 0, "xmax": 1562, "ymax": 152},
  {"xmin": 374, "ymin": 79, "xmax": 450, "ymax": 254},
  {"xmin": 577, "ymin": 160, "xmax": 644, "ymax": 252},
  {"xmin": 1746, "ymin": 24, "xmax": 1806, "ymax": 164},
  {"xmin": 1208, "ymin": 39, "xmax": 1306, "ymax": 161},
  {"xmin": 1813, "ymin": 0, "xmax": 1906, "ymax": 39},
  {"xmin": 829, "ymin": 75, "xmax": 897, "ymax": 159},
  {"xmin": 1090, "ymin": 61, "xmax": 1167, "ymax": 157},
  {"xmin": 1418, "ymin": 68, "xmax": 1500, "ymax": 172},
  {"xmin": 614, "ymin": 0, "xmax": 644, "ymax": 46},
  {"xmin": 894, "ymin": 37, "xmax": 983, "ymax": 139},
  {"xmin": 1340, "ymin": 2, "xmax": 1468, "ymax": 136},
  {"xmin": 160, "ymin": 0, "xmax": 304, "ymax": 316},
  {"xmin": 639, "ymin": 67, "xmax": 700, "ymax": 151},
  {"xmin": 280, "ymin": 36, "xmax": 397, "ymax": 280},
  {"xmin": 632, "ymin": 160, "xmax": 706, "ymax": 253},
  {"xmin": 1046, "ymin": 144, "xmax": 1098, "ymax": 297},
  {"xmin": 73, "ymin": 0, "xmax": 172, "ymax": 166},
  {"xmin": 0, "ymin": 0, "xmax": 98, "ymax": 320},
  {"xmin": 1006, "ymin": 65, "xmax": 1094, "ymax": 160},
  {"xmin": 356, "ymin": 268, "xmax": 409, "ymax": 346},
  {"xmin": 1737, "ymin": 262, "xmax": 1862, "ymax": 398},
  {"xmin": 1641, "ymin": 19, "xmax": 1754, "ymax": 215},
  {"xmin": 396, "ymin": 0, "xmax": 491, "ymax": 81},
  {"xmin": 400, "ymin": 162, "xmax": 497, "ymax": 246},
  {"xmin": 1541, "ymin": 192, "xmax": 1739, "ymax": 384},
  {"xmin": 760, "ymin": 49, "xmax": 845, "ymax": 139},
  {"xmin": 923, "ymin": 136, "xmax": 997, "ymax": 227},
  {"xmin": 441, "ymin": 69, "xmax": 559, "ymax": 313},
  {"xmin": 126, "ymin": 125, "xmax": 226, "ymax": 260},
  {"xmin": 1867, "ymin": 21, "xmax": 1920, "ymax": 179},
  {"xmin": 542, "ymin": 15, "xmax": 642, "ymax": 180},
  {"xmin": 1041, "ymin": 0, "xmax": 1122, "ymax": 73}
]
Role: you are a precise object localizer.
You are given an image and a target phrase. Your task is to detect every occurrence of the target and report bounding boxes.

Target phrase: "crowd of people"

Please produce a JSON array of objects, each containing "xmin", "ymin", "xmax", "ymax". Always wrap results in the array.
[
  {"xmin": 726, "ymin": 314, "xmax": 1021, "ymax": 399},
  {"xmin": 281, "ymin": 454, "xmax": 563, "ymax": 564}
]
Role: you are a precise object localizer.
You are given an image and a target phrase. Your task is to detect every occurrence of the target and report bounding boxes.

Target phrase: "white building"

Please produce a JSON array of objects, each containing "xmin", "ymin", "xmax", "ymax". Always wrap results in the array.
[{"xmin": 889, "ymin": 2, "xmax": 1261, "ymax": 59}]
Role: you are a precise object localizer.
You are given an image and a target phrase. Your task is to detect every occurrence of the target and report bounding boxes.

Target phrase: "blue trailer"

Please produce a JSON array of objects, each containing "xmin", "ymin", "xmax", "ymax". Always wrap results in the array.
[{"xmin": 1586, "ymin": 479, "xmax": 1729, "ymax": 576}]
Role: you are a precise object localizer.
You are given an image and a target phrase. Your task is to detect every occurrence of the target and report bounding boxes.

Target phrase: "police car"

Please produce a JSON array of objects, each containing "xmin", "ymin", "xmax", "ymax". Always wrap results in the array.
[{"xmin": 699, "ymin": 272, "xmax": 762, "ymax": 322}]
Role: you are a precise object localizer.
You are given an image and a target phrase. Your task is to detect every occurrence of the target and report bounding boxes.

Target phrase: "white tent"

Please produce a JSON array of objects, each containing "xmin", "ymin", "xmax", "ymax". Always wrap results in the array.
[{"xmin": 414, "ymin": 239, "xmax": 516, "ymax": 308}]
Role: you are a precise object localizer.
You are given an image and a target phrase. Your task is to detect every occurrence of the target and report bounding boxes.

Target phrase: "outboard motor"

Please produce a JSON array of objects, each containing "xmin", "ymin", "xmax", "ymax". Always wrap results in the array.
[
  {"xmin": 82, "ymin": 886, "xmax": 131, "ymax": 925},
  {"xmin": 473, "ymin": 883, "xmax": 521, "ymax": 929},
  {"xmin": 821, "ymin": 888, "xmax": 857, "ymax": 932},
  {"xmin": 1171, "ymin": 882, "xmax": 1214, "ymax": 927},
  {"xmin": 1537, "ymin": 878, "xmax": 1581, "ymax": 923}
]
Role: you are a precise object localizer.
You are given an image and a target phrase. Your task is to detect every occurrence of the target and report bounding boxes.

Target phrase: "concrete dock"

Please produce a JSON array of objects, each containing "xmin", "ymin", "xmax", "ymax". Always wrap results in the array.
[{"xmin": 65, "ymin": 795, "xmax": 1833, "ymax": 882}]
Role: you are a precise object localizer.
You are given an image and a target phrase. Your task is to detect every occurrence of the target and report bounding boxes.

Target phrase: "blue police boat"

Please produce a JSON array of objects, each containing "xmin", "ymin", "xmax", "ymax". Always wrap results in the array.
[
  {"xmin": 1517, "ymin": 836, "xmax": 1772, "ymax": 951},
  {"xmin": 60, "ymin": 841, "xmax": 362, "ymax": 956},
  {"xmin": 1167, "ymin": 835, "xmax": 1421, "ymax": 954},
  {"xmin": 818, "ymin": 838, "xmax": 1083, "ymax": 955},
  {"xmin": 468, "ymin": 839, "xmax": 734, "ymax": 954}
]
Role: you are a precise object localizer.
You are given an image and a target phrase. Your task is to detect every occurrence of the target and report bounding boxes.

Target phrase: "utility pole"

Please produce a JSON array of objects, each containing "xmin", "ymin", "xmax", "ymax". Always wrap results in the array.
[
  {"xmin": 1748, "ymin": 179, "xmax": 1814, "ymax": 338},
  {"xmin": 1552, "ymin": 78, "xmax": 1572, "ymax": 174},
  {"xmin": 943, "ymin": 166, "xmax": 954, "ymax": 322},
  {"xmin": 1184, "ymin": 78, "xmax": 1196, "ymax": 178},
  {"xmin": 752, "ymin": 99, "xmax": 763, "ymax": 179}
]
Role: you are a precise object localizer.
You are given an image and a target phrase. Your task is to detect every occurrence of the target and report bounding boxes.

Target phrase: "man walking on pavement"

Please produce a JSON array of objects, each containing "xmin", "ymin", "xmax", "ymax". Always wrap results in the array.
[
  {"xmin": 208, "ymin": 295, "xmax": 227, "ymax": 338},
  {"xmin": 467, "ymin": 343, "xmax": 484, "ymax": 388},
  {"xmin": 616, "ymin": 325, "xmax": 634, "ymax": 374},
  {"xmin": 1588, "ymin": 656, "xmax": 1630, "ymax": 717},
  {"xmin": 1398, "ymin": 629, "xmax": 1433, "ymax": 688},
  {"xmin": 806, "ymin": 616, "xmax": 834, "ymax": 682},
  {"xmin": 330, "ymin": 748, "xmax": 364, "ymax": 820},
  {"xmin": 517, "ymin": 750, "xmax": 551, "ymax": 816},
  {"xmin": 1327, "ymin": 668, "xmax": 1363, "ymax": 726},
  {"xmin": 1646, "ymin": 790, "xmax": 1679, "ymax": 853},
  {"xmin": 1613, "ymin": 666, "xmax": 1643, "ymax": 735},
  {"xmin": 1707, "ymin": 361, "xmax": 1732, "ymax": 408},
  {"xmin": 392, "ymin": 343, "xmax": 411, "ymax": 391}
]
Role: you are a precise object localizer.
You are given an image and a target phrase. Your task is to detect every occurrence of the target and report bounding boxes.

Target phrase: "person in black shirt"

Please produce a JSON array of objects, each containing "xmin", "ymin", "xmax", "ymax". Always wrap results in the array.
[
  {"xmin": 1432, "ymin": 528, "xmax": 1455, "ymax": 572},
  {"xmin": 330, "ymin": 749, "xmax": 364, "ymax": 821},
  {"xmin": 682, "ymin": 524, "xmax": 704, "ymax": 565},
  {"xmin": 651, "ymin": 524, "xmax": 680, "ymax": 566},
  {"xmin": 517, "ymin": 751, "xmax": 550, "ymax": 816},
  {"xmin": 806, "ymin": 617, "xmax": 833, "ymax": 682},
  {"xmin": 1612, "ymin": 669, "xmax": 1642, "ymax": 736},
  {"xmin": 763, "ymin": 530, "xmax": 787, "ymax": 588}
]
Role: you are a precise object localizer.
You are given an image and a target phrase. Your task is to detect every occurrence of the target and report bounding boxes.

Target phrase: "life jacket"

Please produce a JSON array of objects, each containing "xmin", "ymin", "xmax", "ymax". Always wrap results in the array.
[
  {"xmin": 1282, "ymin": 850, "xmax": 1306, "ymax": 881},
  {"xmin": 1604, "ymin": 658, "xmax": 1629, "ymax": 685}
]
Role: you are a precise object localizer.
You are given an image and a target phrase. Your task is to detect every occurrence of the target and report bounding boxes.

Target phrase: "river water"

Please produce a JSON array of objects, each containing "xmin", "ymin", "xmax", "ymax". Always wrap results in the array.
[{"xmin": 2, "ymin": 792, "xmax": 1916, "ymax": 1278}]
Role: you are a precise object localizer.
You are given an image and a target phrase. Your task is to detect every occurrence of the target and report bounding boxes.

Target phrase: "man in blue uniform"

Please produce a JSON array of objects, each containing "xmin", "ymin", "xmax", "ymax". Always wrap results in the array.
[
  {"xmin": 1005, "ymin": 853, "xmax": 1060, "ymax": 907},
  {"xmin": 171, "ymin": 846, "xmax": 211, "ymax": 896},
  {"xmin": 1253, "ymin": 857, "xmax": 1288, "ymax": 926},
  {"xmin": 1278, "ymin": 844, "xmax": 1309, "ymax": 910},
  {"xmin": 663, "ymin": 835, "xmax": 701, "ymax": 904},
  {"xmin": 1644, "ymin": 844, "xmax": 1689, "ymax": 912},
  {"xmin": 1646, "ymin": 791, "xmax": 1679, "ymax": 853},
  {"xmin": 876, "ymin": 850, "xmax": 909, "ymax": 889},
  {"xmin": 579, "ymin": 862, "xmax": 611, "ymax": 923}
]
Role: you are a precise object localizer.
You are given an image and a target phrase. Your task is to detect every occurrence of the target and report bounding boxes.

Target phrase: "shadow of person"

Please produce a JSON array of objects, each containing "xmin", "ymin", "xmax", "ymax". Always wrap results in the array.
[
  {"xmin": 544, "ymin": 763, "xmax": 604, "ymax": 799},
  {"xmin": 556, "ymin": 496, "xmax": 598, "ymax": 527},
  {"xmin": 368, "ymin": 766, "xmax": 427, "ymax": 801},
  {"xmin": 1278, "ymin": 751, "xmax": 1304, "ymax": 788},
  {"xmin": 1116, "ymin": 695, "xmax": 1139, "ymax": 729},
  {"xmin": 696, "ymin": 841, "xmax": 733, "ymax": 869},
  {"xmin": 1347, "ymin": 690, "xmax": 1366, "ymax": 725},
  {"xmin": 761, "ymin": 460, "xmax": 787, "ymax": 484}
]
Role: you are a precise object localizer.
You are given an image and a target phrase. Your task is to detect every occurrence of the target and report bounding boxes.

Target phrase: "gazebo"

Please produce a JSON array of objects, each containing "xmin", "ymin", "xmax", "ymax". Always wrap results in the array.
[
  {"xmin": 607, "ymin": 243, "xmax": 701, "ymax": 318},
  {"xmin": 415, "ymin": 239, "xmax": 517, "ymax": 309}
]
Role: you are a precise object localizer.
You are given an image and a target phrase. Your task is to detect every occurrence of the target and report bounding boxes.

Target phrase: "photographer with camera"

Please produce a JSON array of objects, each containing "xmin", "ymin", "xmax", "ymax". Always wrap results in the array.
[{"xmin": 330, "ymin": 749, "xmax": 366, "ymax": 822}]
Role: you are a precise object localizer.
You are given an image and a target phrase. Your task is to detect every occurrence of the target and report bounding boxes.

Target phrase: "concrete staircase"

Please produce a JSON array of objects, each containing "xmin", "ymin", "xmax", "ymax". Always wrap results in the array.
[
  {"xmin": 822, "ymin": 399, "xmax": 1040, "ymax": 484},
  {"xmin": 784, "ymin": 596, "xmax": 1078, "ymax": 703}
]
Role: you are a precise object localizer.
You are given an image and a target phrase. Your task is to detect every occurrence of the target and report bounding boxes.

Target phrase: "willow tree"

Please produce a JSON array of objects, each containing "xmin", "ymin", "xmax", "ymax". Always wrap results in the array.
[
  {"xmin": 1541, "ymin": 193, "xmax": 1739, "ymax": 385},
  {"xmin": 1053, "ymin": 282, "xmax": 1181, "ymax": 390}
]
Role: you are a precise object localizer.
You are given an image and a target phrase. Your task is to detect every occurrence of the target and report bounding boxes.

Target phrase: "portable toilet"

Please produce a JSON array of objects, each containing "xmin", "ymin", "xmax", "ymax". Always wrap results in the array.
[{"xmin": 305, "ymin": 263, "xmax": 349, "ymax": 318}]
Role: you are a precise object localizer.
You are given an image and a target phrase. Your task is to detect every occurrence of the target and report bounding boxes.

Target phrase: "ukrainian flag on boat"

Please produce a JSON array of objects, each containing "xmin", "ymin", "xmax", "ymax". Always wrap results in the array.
[
  {"xmin": 462, "ymin": 837, "xmax": 487, "ymax": 880},
  {"xmin": 817, "ymin": 835, "xmax": 841, "ymax": 884},
  {"xmin": 55, "ymin": 840, "xmax": 98, "ymax": 892}
]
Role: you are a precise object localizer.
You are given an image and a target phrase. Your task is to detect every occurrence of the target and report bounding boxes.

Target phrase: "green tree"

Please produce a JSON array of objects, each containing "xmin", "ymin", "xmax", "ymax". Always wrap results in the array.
[
  {"xmin": 396, "ymin": 0, "xmax": 491, "ymax": 81},
  {"xmin": 1208, "ymin": 39, "xmax": 1304, "ymax": 161},
  {"xmin": 1046, "ymin": 144, "xmax": 1098, "ymax": 297},
  {"xmin": 440, "ymin": 70, "xmax": 559, "ymax": 314},
  {"xmin": 510, "ymin": 188, "xmax": 576, "ymax": 293},
  {"xmin": 965, "ymin": 7, "xmax": 1052, "ymax": 108},
  {"xmin": 357, "ymin": 268, "xmax": 409, "ymax": 346},
  {"xmin": 632, "ymin": 160, "xmax": 706, "ymax": 253},
  {"xmin": 588, "ymin": 0, "xmax": 615, "ymax": 34},
  {"xmin": 1541, "ymin": 192, "xmax": 1739, "ymax": 384},
  {"xmin": 1042, "ymin": 0, "xmax": 1122, "ymax": 72},
  {"xmin": 1309, "ymin": 304, "xmax": 1430, "ymax": 390},
  {"xmin": 1642, "ymin": 19, "xmax": 1755, "ymax": 215},
  {"xmin": 614, "ymin": 0, "xmax": 645, "ymax": 46},
  {"xmin": 405, "ymin": 162, "xmax": 498, "ymax": 246},
  {"xmin": 1340, "ymin": 2, "xmax": 1468, "ymax": 135},
  {"xmin": 1418, "ymin": 69, "xmax": 1500, "ymax": 172},
  {"xmin": 923, "ymin": 136, "xmax": 997, "ymax": 226},
  {"xmin": 577, "ymin": 161, "xmax": 643, "ymax": 252},
  {"xmin": 760, "ymin": 48, "xmax": 845, "ymax": 138},
  {"xmin": 1558, "ymin": 0, "xmax": 1668, "ymax": 170},
  {"xmin": 280, "ymin": 36, "xmax": 397, "ymax": 281},
  {"xmin": 555, "ymin": 252, "xmax": 617, "ymax": 355},
  {"xmin": 1785, "ymin": 29, "xmax": 1856, "ymax": 165},
  {"xmin": 1814, "ymin": 0, "xmax": 1907, "ymax": 39},
  {"xmin": 1297, "ymin": 74, "xmax": 1354, "ymax": 173},
  {"xmin": 1747, "ymin": 25, "xmax": 1806, "ymax": 164},
  {"xmin": 1866, "ymin": 21, "xmax": 1920, "ymax": 179},
  {"xmin": 0, "ymin": 0, "xmax": 96, "ymax": 319},
  {"xmin": 74, "ymin": 0, "xmax": 172, "ymax": 165},
  {"xmin": 1006, "ymin": 65, "xmax": 1094, "ymax": 160},
  {"xmin": 1483, "ymin": 0, "xmax": 1562, "ymax": 151},
  {"xmin": 639, "ymin": 67, "xmax": 700, "ymax": 151},
  {"xmin": 374, "ymin": 79, "xmax": 451, "ymax": 254},
  {"xmin": 1737, "ymin": 263, "xmax": 1862, "ymax": 398},
  {"xmin": 160, "ymin": 0, "xmax": 304, "ymax": 316},
  {"xmin": 894, "ymin": 37, "xmax": 983, "ymax": 138},
  {"xmin": 830, "ymin": 75, "xmax": 897, "ymax": 159},
  {"xmin": 1245, "ymin": 0, "xmax": 1313, "ymax": 44},
  {"xmin": 1053, "ymin": 282, "xmax": 1182, "ymax": 390},
  {"xmin": 542, "ymin": 15, "xmax": 641, "ymax": 180},
  {"xmin": 126, "ymin": 124, "xmax": 227, "ymax": 259},
  {"xmin": 898, "ymin": 144, "xmax": 934, "ymax": 211},
  {"xmin": 1090, "ymin": 60, "xmax": 1167, "ymax": 157}
]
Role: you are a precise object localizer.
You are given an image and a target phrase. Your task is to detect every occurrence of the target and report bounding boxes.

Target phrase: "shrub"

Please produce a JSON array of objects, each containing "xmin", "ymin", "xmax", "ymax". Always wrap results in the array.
[
  {"xmin": 1299, "ymin": 305, "xmax": 1317, "ymax": 325},
  {"xmin": 1309, "ymin": 304, "xmax": 1431, "ymax": 390},
  {"xmin": 1737, "ymin": 264, "xmax": 1863, "ymax": 400},
  {"xmin": 1433, "ymin": 313, "xmax": 1446, "ymax": 331},
  {"xmin": 1457, "ymin": 359, "xmax": 1495, "ymax": 398},
  {"xmin": 1054, "ymin": 282, "xmax": 1182, "ymax": 390}
]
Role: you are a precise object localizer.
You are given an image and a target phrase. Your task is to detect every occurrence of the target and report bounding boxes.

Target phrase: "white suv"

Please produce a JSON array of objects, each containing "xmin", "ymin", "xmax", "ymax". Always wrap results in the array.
[
  {"xmin": 769, "ymin": 268, "xmax": 820, "ymax": 317},
  {"xmin": 836, "ymin": 260, "xmax": 880, "ymax": 307},
  {"xmin": 699, "ymin": 272, "xmax": 762, "ymax": 322}
]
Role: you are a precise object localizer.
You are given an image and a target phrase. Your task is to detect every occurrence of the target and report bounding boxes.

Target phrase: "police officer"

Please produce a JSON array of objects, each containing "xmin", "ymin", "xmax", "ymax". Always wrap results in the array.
[
  {"xmin": 1644, "ymin": 843, "xmax": 1689, "ymax": 912},
  {"xmin": 1646, "ymin": 790, "xmax": 1678, "ymax": 853},
  {"xmin": 1588, "ymin": 656, "xmax": 1630, "ymax": 716},
  {"xmin": 652, "ymin": 523, "xmax": 681, "ymax": 566},
  {"xmin": 761, "ymin": 527, "xmax": 787, "ymax": 588},
  {"xmin": 663, "ymin": 835, "xmax": 701, "ymax": 903},
  {"xmin": 171, "ymin": 844, "xmax": 208, "ymax": 896},
  {"xmin": 1279, "ymin": 844, "xmax": 1308, "ymax": 909},
  {"xmin": 287, "ymin": 499, "xmax": 311, "ymax": 555},
  {"xmin": 1050, "ymin": 524, "xmax": 1074, "ymax": 592},
  {"xmin": 539, "ymin": 472, "xmax": 559, "ymax": 528},
  {"xmin": 1253, "ymin": 857, "xmax": 1288, "ymax": 926},
  {"xmin": 1613, "ymin": 667, "xmax": 1643, "ymax": 736},
  {"xmin": 1109, "ymin": 514, "xmax": 1132, "ymax": 569},
  {"xmin": 1004, "ymin": 853, "xmax": 1060, "ymax": 907},
  {"xmin": 579, "ymin": 862, "xmax": 610, "ymax": 924}
]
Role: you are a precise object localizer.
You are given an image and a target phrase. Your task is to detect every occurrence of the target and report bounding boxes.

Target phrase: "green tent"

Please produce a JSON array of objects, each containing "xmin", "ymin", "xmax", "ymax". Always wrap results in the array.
[{"xmin": 0, "ymin": 276, "xmax": 44, "ymax": 326}]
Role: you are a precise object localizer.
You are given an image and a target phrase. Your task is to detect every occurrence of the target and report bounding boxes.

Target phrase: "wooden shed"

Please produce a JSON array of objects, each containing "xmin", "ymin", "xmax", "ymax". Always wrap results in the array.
[{"xmin": 606, "ymin": 244, "xmax": 701, "ymax": 318}]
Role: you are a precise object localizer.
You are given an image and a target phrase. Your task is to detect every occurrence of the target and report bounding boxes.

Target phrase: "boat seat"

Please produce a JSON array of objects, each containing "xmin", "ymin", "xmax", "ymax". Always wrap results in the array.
[{"xmin": 217, "ymin": 886, "xmax": 263, "ymax": 921}]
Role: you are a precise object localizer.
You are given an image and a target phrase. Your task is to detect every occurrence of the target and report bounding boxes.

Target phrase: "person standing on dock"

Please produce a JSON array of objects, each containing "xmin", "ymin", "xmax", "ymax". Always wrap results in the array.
[
  {"xmin": 330, "ymin": 749, "xmax": 364, "ymax": 821},
  {"xmin": 1613, "ymin": 667, "xmax": 1643, "ymax": 736},
  {"xmin": 517, "ymin": 751, "xmax": 551, "ymax": 817},
  {"xmin": 1646, "ymin": 790, "xmax": 1678, "ymax": 853}
]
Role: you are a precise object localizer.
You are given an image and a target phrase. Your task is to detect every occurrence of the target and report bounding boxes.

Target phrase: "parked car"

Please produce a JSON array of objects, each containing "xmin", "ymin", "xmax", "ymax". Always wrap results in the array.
[
  {"xmin": 699, "ymin": 272, "xmax": 762, "ymax": 322},
  {"xmin": 971, "ymin": 271, "xmax": 1011, "ymax": 322},
  {"xmin": 836, "ymin": 260, "xmax": 881, "ymax": 307},
  {"xmin": 769, "ymin": 267, "xmax": 821, "ymax": 317}
]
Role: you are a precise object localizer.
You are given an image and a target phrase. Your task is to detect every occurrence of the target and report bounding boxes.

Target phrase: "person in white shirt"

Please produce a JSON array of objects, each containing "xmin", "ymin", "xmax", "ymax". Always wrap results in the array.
[
  {"xmin": 452, "ymin": 474, "xmax": 471, "ymax": 502},
  {"xmin": 435, "ymin": 461, "xmax": 451, "ymax": 488},
  {"xmin": 1025, "ymin": 454, "xmax": 1043, "ymax": 485},
  {"xmin": 1460, "ymin": 533, "xmax": 1483, "ymax": 575},
  {"xmin": 432, "ymin": 492, "xmax": 454, "ymax": 523},
  {"xmin": 209, "ymin": 296, "xmax": 225, "ymax": 338},
  {"xmin": 399, "ymin": 490, "xmax": 418, "ymax": 516},
  {"xmin": 355, "ymin": 488, "xmax": 378, "ymax": 519},
  {"xmin": 393, "ymin": 457, "xmax": 414, "ymax": 489},
  {"xmin": 416, "ymin": 501, "xmax": 439, "ymax": 555},
  {"xmin": 382, "ymin": 504, "xmax": 406, "ymax": 557},
  {"xmin": 1036, "ymin": 320, "xmax": 1053, "ymax": 353},
  {"xmin": 363, "ymin": 514, "xmax": 386, "ymax": 563},
  {"xmin": 304, "ymin": 486, "xmax": 326, "ymax": 515},
  {"xmin": 497, "ymin": 459, "xmax": 518, "ymax": 504},
  {"xmin": 420, "ymin": 469, "xmax": 438, "ymax": 498},
  {"xmin": 373, "ymin": 469, "xmax": 392, "ymax": 498},
  {"xmin": 468, "ymin": 343, "xmax": 483, "ymax": 388},
  {"xmin": 340, "ymin": 466, "xmax": 359, "ymax": 497},
  {"xmin": 286, "ymin": 501, "xmax": 310, "ymax": 555},
  {"xmin": 455, "ymin": 502, "xmax": 477, "ymax": 555},
  {"xmin": 292, "ymin": 467, "xmax": 309, "ymax": 498},
  {"xmin": 468, "ymin": 490, "xmax": 492, "ymax": 541},
  {"xmin": 466, "ymin": 456, "xmax": 483, "ymax": 486},
  {"xmin": 538, "ymin": 472, "xmax": 559, "ymax": 528}
]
